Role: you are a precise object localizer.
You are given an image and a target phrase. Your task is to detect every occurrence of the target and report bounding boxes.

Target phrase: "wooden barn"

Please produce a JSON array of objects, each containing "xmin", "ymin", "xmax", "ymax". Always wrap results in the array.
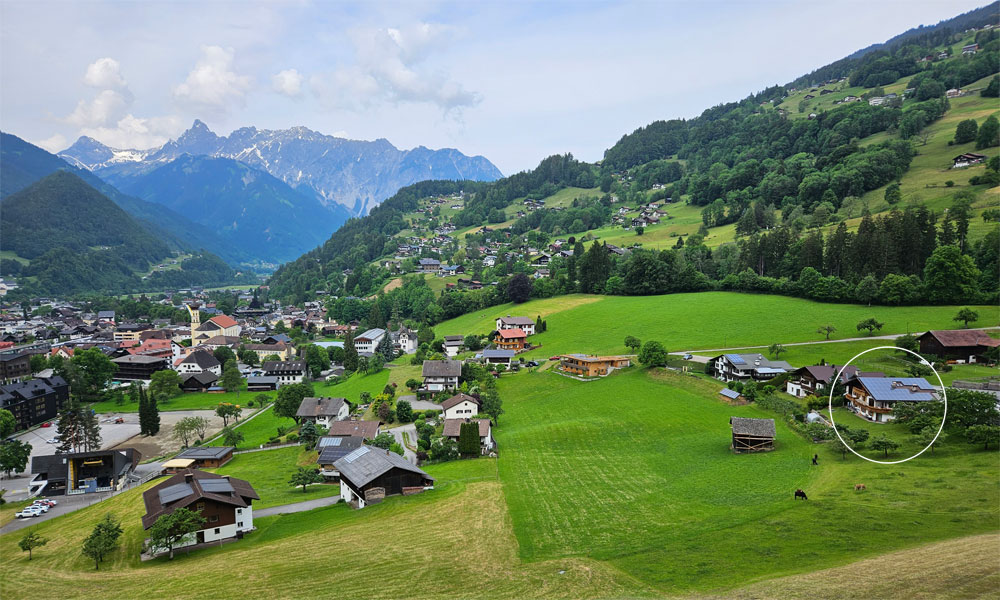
[
  {"xmin": 730, "ymin": 417, "xmax": 775, "ymax": 453},
  {"xmin": 333, "ymin": 445, "xmax": 434, "ymax": 509}
]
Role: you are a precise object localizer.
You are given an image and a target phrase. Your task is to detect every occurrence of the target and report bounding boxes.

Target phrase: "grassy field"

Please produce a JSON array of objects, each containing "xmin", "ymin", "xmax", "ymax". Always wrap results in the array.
[
  {"xmin": 205, "ymin": 404, "xmax": 294, "ymax": 449},
  {"xmin": 90, "ymin": 384, "xmax": 276, "ymax": 414},
  {"xmin": 210, "ymin": 445, "xmax": 339, "ymax": 509},
  {"xmin": 434, "ymin": 292, "xmax": 998, "ymax": 357}
]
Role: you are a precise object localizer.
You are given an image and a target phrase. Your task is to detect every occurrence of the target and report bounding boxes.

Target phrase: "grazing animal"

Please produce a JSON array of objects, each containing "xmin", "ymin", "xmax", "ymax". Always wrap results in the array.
[
  {"xmin": 854, "ymin": 484, "xmax": 866, "ymax": 492},
  {"xmin": 794, "ymin": 489, "xmax": 808, "ymax": 500}
]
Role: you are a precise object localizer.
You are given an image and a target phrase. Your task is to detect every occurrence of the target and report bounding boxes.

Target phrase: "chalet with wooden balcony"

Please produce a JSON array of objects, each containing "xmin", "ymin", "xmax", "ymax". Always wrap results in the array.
[
  {"xmin": 559, "ymin": 354, "xmax": 632, "ymax": 377},
  {"xmin": 845, "ymin": 376, "xmax": 938, "ymax": 423}
]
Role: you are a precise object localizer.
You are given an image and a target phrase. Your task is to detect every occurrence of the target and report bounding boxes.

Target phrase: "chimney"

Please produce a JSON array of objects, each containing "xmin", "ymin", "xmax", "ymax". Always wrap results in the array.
[
  {"xmin": 221, "ymin": 475, "xmax": 230, "ymax": 480},
  {"xmin": 184, "ymin": 472, "xmax": 193, "ymax": 483}
]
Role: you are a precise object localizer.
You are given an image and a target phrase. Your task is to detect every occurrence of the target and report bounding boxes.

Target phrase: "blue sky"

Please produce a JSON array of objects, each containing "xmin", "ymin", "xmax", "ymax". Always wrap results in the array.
[{"xmin": 0, "ymin": 0, "xmax": 989, "ymax": 174}]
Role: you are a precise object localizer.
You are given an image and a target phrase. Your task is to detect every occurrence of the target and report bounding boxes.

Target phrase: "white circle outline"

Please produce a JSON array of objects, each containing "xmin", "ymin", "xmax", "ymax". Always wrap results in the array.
[{"xmin": 828, "ymin": 345, "xmax": 947, "ymax": 465}]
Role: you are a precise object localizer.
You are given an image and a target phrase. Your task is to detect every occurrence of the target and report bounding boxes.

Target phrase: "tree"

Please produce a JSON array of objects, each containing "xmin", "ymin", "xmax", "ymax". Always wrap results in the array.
[
  {"xmin": 274, "ymin": 383, "xmax": 313, "ymax": 423},
  {"xmin": 463, "ymin": 335, "xmax": 483, "ymax": 352},
  {"xmin": 149, "ymin": 369, "xmax": 183, "ymax": 403},
  {"xmin": 377, "ymin": 401, "xmax": 392, "ymax": 422},
  {"xmin": 816, "ymin": 325, "xmax": 836, "ymax": 340},
  {"xmin": 895, "ymin": 333, "xmax": 919, "ymax": 353},
  {"xmin": 221, "ymin": 426, "xmax": 244, "ymax": 448},
  {"xmin": 953, "ymin": 307, "xmax": 979, "ymax": 328},
  {"xmin": 299, "ymin": 420, "xmax": 318, "ymax": 449},
  {"xmin": 138, "ymin": 387, "xmax": 160, "ymax": 437},
  {"xmin": 70, "ymin": 348, "xmax": 118, "ymax": 403},
  {"xmin": 914, "ymin": 426, "xmax": 937, "ymax": 454},
  {"xmin": 949, "ymin": 389, "xmax": 1000, "ymax": 431},
  {"xmin": 304, "ymin": 344, "xmax": 330, "ymax": 379},
  {"xmin": 213, "ymin": 346, "xmax": 237, "ymax": 366},
  {"xmin": 79, "ymin": 406, "xmax": 101, "ymax": 452},
  {"xmin": 374, "ymin": 334, "xmax": 395, "ymax": 362},
  {"xmin": 635, "ymin": 226, "xmax": 644, "ymax": 236},
  {"xmin": 0, "ymin": 408, "xmax": 16, "ymax": 438},
  {"xmin": 18, "ymin": 530, "xmax": 47, "ymax": 560},
  {"xmin": 458, "ymin": 421, "xmax": 481, "ymax": 456},
  {"xmin": 343, "ymin": 333, "xmax": 359, "ymax": 372},
  {"xmin": 389, "ymin": 442, "xmax": 405, "ymax": 456},
  {"xmin": 506, "ymin": 273, "xmax": 532, "ymax": 304},
  {"xmin": 975, "ymin": 115, "xmax": 999, "ymax": 149},
  {"xmin": 429, "ymin": 437, "xmax": 458, "ymax": 461},
  {"xmin": 924, "ymin": 246, "xmax": 980, "ymax": 304},
  {"xmin": 405, "ymin": 378, "xmax": 420, "ymax": 391},
  {"xmin": 147, "ymin": 507, "xmax": 205, "ymax": 559},
  {"xmin": 855, "ymin": 275, "xmax": 879, "ymax": 306},
  {"xmin": 396, "ymin": 399, "xmax": 413, "ymax": 423},
  {"xmin": 81, "ymin": 514, "xmax": 122, "ymax": 570},
  {"xmin": 954, "ymin": 119, "xmax": 978, "ymax": 144},
  {"xmin": 481, "ymin": 381, "xmax": 504, "ymax": 423},
  {"xmin": 369, "ymin": 432, "xmax": 394, "ymax": 449},
  {"xmin": 215, "ymin": 403, "xmax": 242, "ymax": 427},
  {"xmin": 883, "ymin": 182, "xmax": 901, "ymax": 205},
  {"xmin": 0, "ymin": 440, "xmax": 31, "ymax": 477},
  {"xmin": 219, "ymin": 360, "xmax": 243, "ymax": 395},
  {"xmin": 172, "ymin": 416, "xmax": 208, "ymax": 447},
  {"xmin": 856, "ymin": 318, "xmax": 884, "ymax": 336},
  {"xmin": 965, "ymin": 424, "xmax": 1000, "ymax": 450},
  {"xmin": 29, "ymin": 353, "xmax": 47, "ymax": 374},
  {"xmin": 254, "ymin": 393, "xmax": 270, "ymax": 408},
  {"xmin": 767, "ymin": 343, "xmax": 786, "ymax": 359},
  {"xmin": 869, "ymin": 434, "xmax": 899, "ymax": 457},
  {"xmin": 624, "ymin": 335, "xmax": 641, "ymax": 352},
  {"xmin": 637, "ymin": 340, "xmax": 668, "ymax": 367}
]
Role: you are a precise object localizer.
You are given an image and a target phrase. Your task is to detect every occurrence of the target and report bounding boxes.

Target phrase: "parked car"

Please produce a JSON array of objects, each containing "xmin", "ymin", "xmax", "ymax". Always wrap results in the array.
[
  {"xmin": 33, "ymin": 499, "xmax": 56, "ymax": 507},
  {"xmin": 549, "ymin": 355, "xmax": 561, "ymax": 361},
  {"xmin": 40, "ymin": 422, "xmax": 52, "ymax": 428},
  {"xmin": 38, "ymin": 498, "xmax": 57, "ymax": 506},
  {"xmin": 45, "ymin": 438, "xmax": 59, "ymax": 444},
  {"xmin": 15, "ymin": 508, "xmax": 42, "ymax": 518},
  {"xmin": 114, "ymin": 417, "xmax": 125, "ymax": 424},
  {"xmin": 683, "ymin": 354, "xmax": 693, "ymax": 360}
]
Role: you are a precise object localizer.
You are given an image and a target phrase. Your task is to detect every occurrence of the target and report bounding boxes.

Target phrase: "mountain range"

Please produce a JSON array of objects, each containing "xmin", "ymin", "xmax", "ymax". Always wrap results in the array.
[{"xmin": 59, "ymin": 120, "xmax": 504, "ymax": 216}]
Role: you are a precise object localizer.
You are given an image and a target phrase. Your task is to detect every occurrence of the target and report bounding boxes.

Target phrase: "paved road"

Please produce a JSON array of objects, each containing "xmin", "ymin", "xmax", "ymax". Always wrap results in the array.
[
  {"xmin": 389, "ymin": 423, "xmax": 418, "ymax": 463},
  {"xmin": 254, "ymin": 494, "xmax": 341, "ymax": 517},
  {"xmin": 668, "ymin": 327, "xmax": 1000, "ymax": 362}
]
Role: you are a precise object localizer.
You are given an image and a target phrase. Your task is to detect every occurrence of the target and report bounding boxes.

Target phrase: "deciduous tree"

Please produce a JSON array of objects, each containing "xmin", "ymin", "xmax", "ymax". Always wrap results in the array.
[
  {"xmin": 18, "ymin": 530, "xmax": 47, "ymax": 560},
  {"xmin": 147, "ymin": 507, "xmax": 205, "ymax": 560}
]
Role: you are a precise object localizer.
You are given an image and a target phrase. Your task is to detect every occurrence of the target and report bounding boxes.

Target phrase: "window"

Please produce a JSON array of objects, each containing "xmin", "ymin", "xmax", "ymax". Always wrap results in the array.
[
  {"xmin": 196, "ymin": 503, "xmax": 205, "ymax": 511},
  {"xmin": 214, "ymin": 528, "xmax": 220, "ymax": 534},
  {"xmin": 238, "ymin": 521, "xmax": 243, "ymax": 528},
  {"xmin": 208, "ymin": 515, "xmax": 219, "ymax": 523}
]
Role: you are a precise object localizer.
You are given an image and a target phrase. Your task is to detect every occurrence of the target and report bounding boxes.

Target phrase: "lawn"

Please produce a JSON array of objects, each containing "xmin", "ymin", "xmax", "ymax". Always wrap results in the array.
[
  {"xmin": 210, "ymin": 446, "xmax": 339, "ymax": 509},
  {"xmin": 205, "ymin": 404, "xmax": 294, "ymax": 449},
  {"xmin": 90, "ymin": 385, "xmax": 276, "ymax": 414},
  {"xmin": 433, "ymin": 292, "xmax": 998, "ymax": 357},
  {"xmin": 311, "ymin": 369, "xmax": 391, "ymax": 404},
  {"xmin": 495, "ymin": 367, "xmax": 1000, "ymax": 593}
]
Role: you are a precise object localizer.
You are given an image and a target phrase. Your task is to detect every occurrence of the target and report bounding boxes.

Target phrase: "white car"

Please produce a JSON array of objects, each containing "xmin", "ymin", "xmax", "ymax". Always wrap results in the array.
[
  {"xmin": 29, "ymin": 503, "xmax": 50, "ymax": 513},
  {"xmin": 15, "ymin": 508, "xmax": 42, "ymax": 518},
  {"xmin": 45, "ymin": 438, "xmax": 59, "ymax": 444}
]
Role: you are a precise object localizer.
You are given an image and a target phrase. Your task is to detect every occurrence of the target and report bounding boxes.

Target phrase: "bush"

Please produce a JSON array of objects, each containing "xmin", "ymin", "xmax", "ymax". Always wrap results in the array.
[{"xmin": 286, "ymin": 433, "xmax": 299, "ymax": 443}]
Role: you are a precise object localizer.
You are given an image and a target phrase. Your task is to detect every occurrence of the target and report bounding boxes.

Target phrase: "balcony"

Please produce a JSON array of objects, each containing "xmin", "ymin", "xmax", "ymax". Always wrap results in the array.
[{"xmin": 848, "ymin": 394, "xmax": 892, "ymax": 414}]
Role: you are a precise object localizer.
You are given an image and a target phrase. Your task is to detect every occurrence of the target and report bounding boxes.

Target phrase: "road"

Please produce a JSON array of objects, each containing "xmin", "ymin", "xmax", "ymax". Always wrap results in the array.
[
  {"xmin": 389, "ymin": 423, "xmax": 418, "ymax": 463},
  {"xmin": 668, "ymin": 327, "xmax": 1000, "ymax": 363}
]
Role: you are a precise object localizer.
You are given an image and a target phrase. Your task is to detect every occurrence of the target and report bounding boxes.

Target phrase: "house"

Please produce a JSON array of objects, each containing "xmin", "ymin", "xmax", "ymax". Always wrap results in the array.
[
  {"xmin": 952, "ymin": 153, "xmax": 987, "ymax": 168},
  {"xmin": 819, "ymin": 88, "xmax": 833, "ymax": 95},
  {"xmin": 441, "ymin": 392, "xmax": 481, "ymax": 419},
  {"xmin": 316, "ymin": 435, "xmax": 366, "ymax": 481},
  {"xmin": 443, "ymin": 335, "xmax": 464, "ymax": 357},
  {"xmin": 112, "ymin": 354, "xmax": 170, "ymax": 381},
  {"xmin": 710, "ymin": 353, "xmax": 792, "ymax": 382},
  {"xmin": 243, "ymin": 342, "xmax": 292, "ymax": 361},
  {"xmin": 246, "ymin": 376, "xmax": 278, "ymax": 392},
  {"xmin": 180, "ymin": 371, "xmax": 220, "ymax": 393},
  {"xmin": 261, "ymin": 361, "xmax": 306, "ymax": 387},
  {"xmin": 730, "ymin": 417, "xmax": 775, "ymax": 453},
  {"xmin": 442, "ymin": 418, "xmax": 494, "ymax": 453},
  {"xmin": 946, "ymin": 88, "xmax": 963, "ymax": 98},
  {"xmin": 785, "ymin": 365, "xmax": 863, "ymax": 398},
  {"xmin": 328, "ymin": 420, "xmax": 381, "ymax": 439},
  {"xmin": 390, "ymin": 326, "xmax": 418, "ymax": 355},
  {"xmin": 30, "ymin": 448, "xmax": 141, "ymax": 496},
  {"xmin": 482, "ymin": 255, "xmax": 497, "ymax": 267},
  {"xmin": 334, "ymin": 446, "xmax": 434, "ymax": 509},
  {"xmin": 174, "ymin": 446, "xmax": 235, "ymax": 468},
  {"xmin": 496, "ymin": 316, "xmax": 536, "ymax": 336},
  {"xmin": 142, "ymin": 470, "xmax": 258, "ymax": 554},
  {"xmin": 296, "ymin": 396, "xmax": 350, "ymax": 427},
  {"xmin": 917, "ymin": 330, "xmax": 1000, "ymax": 363},
  {"xmin": 481, "ymin": 348, "xmax": 514, "ymax": 368},
  {"xmin": 532, "ymin": 268, "xmax": 550, "ymax": 279},
  {"xmin": 97, "ymin": 310, "xmax": 116, "ymax": 326},
  {"xmin": 192, "ymin": 315, "xmax": 242, "ymax": 344},
  {"xmin": 353, "ymin": 328, "xmax": 386, "ymax": 354},
  {"xmin": 868, "ymin": 96, "xmax": 886, "ymax": 106},
  {"xmin": 845, "ymin": 377, "xmax": 938, "ymax": 423},
  {"xmin": 559, "ymin": 354, "xmax": 631, "ymax": 377},
  {"xmin": 113, "ymin": 323, "xmax": 152, "ymax": 342},
  {"xmin": 422, "ymin": 360, "xmax": 462, "ymax": 392},
  {"xmin": 0, "ymin": 351, "xmax": 31, "ymax": 383},
  {"xmin": 962, "ymin": 43, "xmax": 979, "ymax": 54},
  {"xmin": 0, "ymin": 375, "xmax": 70, "ymax": 432},
  {"xmin": 418, "ymin": 258, "xmax": 441, "ymax": 273},
  {"xmin": 803, "ymin": 94, "xmax": 815, "ymax": 100},
  {"xmin": 495, "ymin": 328, "xmax": 526, "ymax": 351},
  {"xmin": 175, "ymin": 350, "xmax": 222, "ymax": 376}
]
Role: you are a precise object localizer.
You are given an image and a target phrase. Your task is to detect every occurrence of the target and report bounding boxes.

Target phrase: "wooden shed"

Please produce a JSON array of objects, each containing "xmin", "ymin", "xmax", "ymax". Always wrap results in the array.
[{"xmin": 730, "ymin": 417, "xmax": 775, "ymax": 453}]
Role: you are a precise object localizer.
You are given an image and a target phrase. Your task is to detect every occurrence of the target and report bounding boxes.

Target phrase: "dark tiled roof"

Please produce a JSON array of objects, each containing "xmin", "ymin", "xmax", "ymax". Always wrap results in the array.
[
  {"xmin": 142, "ymin": 469, "xmax": 258, "ymax": 529},
  {"xmin": 328, "ymin": 420, "xmax": 380, "ymax": 439},
  {"xmin": 442, "ymin": 418, "xmax": 490, "ymax": 437},
  {"xmin": 176, "ymin": 446, "xmax": 234, "ymax": 460},
  {"xmin": 441, "ymin": 393, "xmax": 479, "ymax": 411},
  {"xmin": 182, "ymin": 351, "xmax": 221, "ymax": 369},
  {"xmin": 730, "ymin": 417, "xmax": 776, "ymax": 438},
  {"xmin": 422, "ymin": 359, "xmax": 462, "ymax": 378},
  {"xmin": 333, "ymin": 446, "xmax": 432, "ymax": 488},
  {"xmin": 297, "ymin": 396, "xmax": 347, "ymax": 418},
  {"xmin": 920, "ymin": 330, "xmax": 1000, "ymax": 348}
]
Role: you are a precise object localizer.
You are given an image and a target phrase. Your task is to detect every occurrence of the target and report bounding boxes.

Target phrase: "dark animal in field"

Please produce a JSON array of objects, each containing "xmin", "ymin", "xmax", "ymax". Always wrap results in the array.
[
  {"xmin": 794, "ymin": 489, "xmax": 808, "ymax": 500},
  {"xmin": 854, "ymin": 484, "xmax": 866, "ymax": 491}
]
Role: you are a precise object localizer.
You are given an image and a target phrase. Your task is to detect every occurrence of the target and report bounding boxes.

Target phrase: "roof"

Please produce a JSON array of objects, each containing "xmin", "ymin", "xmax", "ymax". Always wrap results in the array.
[
  {"xmin": 719, "ymin": 388, "xmax": 741, "ymax": 400},
  {"xmin": 498, "ymin": 316, "xmax": 534, "ymax": 326},
  {"xmin": 496, "ymin": 328, "xmax": 526, "ymax": 340},
  {"xmin": 262, "ymin": 360, "xmax": 306, "ymax": 373},
  {"xmin": 316, "ymin": 435, "xmax": 366, "ymax": 465},
  {"xmin": 718, "ymin": 353, "xmax": 792, "ymax": 371},
  {"xmin": 181, "ymin": 351, "xmax": 221, "ymax": 369},
  {"xmin": 482, "ymin": 349, "xmax": 515, "ymax": 359},
  {"xmin": 422, "ymin": 359, "xmax": 462, "ymax": 378},
  {"xmin": 208, "ymin": 315, "xmax": 238, "ymax": 329},
  {"xmin": 333, "ymin": 445, "xmax": 433, "ymax": 489},
  {"xmin": 919, "ymin": 330, "xmax": 1000, "ymax": 348},
  {"xmin": 855, "ymin": 377, "xmax": 937, "ymax": 402},
  {"xmin": 142, "ymin": 469, "xmax": 258, "ymax": 529},
  {"xmin": 181, "ymin": 371, "xmax": 219, "ymax": 386},
  {"xmin": 176, "ymin": 446, "xmax": 234, "ymax": 460},
  {"xmin": 730, "ymin": 417, "xmax": 776, "ymax": 438},
  {"xmin": 441, "ymin": 392, "xmax": 480, "ymax": 411},
  {"xmin": 162, "ymin": 458, "xmax": 196, "ymax": 469},
  {"xmin": 354, "ymin": 328, "xmax": 386, "ymax": 342},
  {"xmin": 297, "ymin": 396, "xmax": 347, "ymax": 418},
  {"xmin": 442, "ymin": 418, "xmax": 491, "ymax": 437},
  {"xmin": 328, "ymin": 420, "xmax": 380, "ymax": 439},
  {"xmin": 112, "ymin": 354, "xmax": 168, "ymax": 364}
]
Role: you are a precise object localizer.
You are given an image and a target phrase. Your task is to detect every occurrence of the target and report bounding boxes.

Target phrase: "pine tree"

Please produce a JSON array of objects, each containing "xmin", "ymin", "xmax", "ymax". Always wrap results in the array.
[
  {"xmin": 344, "ymin": 333, "xmax": 359, "ymax": 372},
  {"xmin": 80, "ymin": 408, "xmax": 101, "ymax": 452},
  {"xmin": 148, "ymin": 392, "xmax": 160, "ymax": 436},
  {"xmin": 367, "ymin": 302, "xmax": 385, "ymax": 329},
  {"xmin": 55, "ymin": 398, "xmax": 81, "ymax": 453}
]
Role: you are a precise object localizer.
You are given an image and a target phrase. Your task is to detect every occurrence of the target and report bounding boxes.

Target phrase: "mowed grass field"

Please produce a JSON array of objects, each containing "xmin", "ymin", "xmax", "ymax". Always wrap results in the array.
[
  {"xmin": 434, "ymin": 292, "xmax": 998, "ymax": 356},
  {"xmin": 495, "ymin": 368, "xmax": 999, "ymax": 593}
]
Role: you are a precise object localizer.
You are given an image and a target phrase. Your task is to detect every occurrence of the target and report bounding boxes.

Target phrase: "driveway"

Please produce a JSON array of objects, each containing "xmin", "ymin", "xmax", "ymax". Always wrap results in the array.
[
  {"xmin": 254, "ymin": 494, "xmax": 340, "ymax": 517},
  {"xmin": 389, "ymin": 423, "xmax": 417, "ymax": 463},
  {"xmin": 404, "ymin": 395, "xmax": 443, "ymax": 411}
]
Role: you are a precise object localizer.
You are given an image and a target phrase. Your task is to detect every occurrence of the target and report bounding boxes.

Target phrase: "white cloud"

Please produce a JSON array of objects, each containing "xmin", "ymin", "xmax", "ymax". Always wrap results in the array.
[
  {"xmin": 64, "ymin": 88, "xmax": 132, "ymax": 128},
  {"xmin": 83, "ymin": 57, "xmax": 128, "ymax": 90},
  {"xmin": 35, "ymin": 133, "xmax": 68, "ymax": 152},
  {"xmin": 312, "ymin": 22, "xmax": 480, "ymax": 113},
  {"xmin": 173, "ymin": 45, "xmax": 252, "ymax": 113},
  {"xmin": 272, "ymin": 68, "xmax": 304, "ymax": 97},
  {"xmin": 80, "ymin": 113, "xmax": 186, "ymax": 149}
]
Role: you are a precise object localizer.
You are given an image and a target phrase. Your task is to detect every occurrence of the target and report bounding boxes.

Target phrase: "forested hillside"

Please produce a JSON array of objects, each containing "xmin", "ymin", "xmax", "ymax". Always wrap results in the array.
[{"xmin": 269, "ymin": 7, "xmax": 999, "ymax": 327}]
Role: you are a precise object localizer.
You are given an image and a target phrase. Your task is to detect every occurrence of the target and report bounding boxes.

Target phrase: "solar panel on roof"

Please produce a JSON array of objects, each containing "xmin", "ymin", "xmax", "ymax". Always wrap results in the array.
[
  {"xmin": 343, "ymin": 446, "xmax": 369, "ymax": 463},
  {"xmin": 725, "ymin": 354, "xmax": 746, "ymax": 365},
  {"xmin": 157, "ymin": 483, "xmax": 193, "ymax": 505},
  {"xmin": 318, "ymin": 437, "xmax": 343, "ymax": 448},
  {"xmin": 200, "ymin": 479, "xmax": 234, "ymax": 493}
]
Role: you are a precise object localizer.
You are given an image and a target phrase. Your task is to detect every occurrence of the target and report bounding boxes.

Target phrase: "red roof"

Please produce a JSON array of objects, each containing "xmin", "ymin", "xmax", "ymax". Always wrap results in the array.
[
  {"xmin": 497, "ymin": 328, "xmax": 526, "ymax": 340},
  {"xmin": 209, "ymin": 315, "xmax": 238, "ymax": 329},
  {"xmin": 922, "ymin": 330, "xmax": 1000, "ymax": 348}
]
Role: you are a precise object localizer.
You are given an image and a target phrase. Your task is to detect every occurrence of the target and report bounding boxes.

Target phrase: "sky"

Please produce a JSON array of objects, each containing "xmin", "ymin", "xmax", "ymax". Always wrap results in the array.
[{"xmin": 0, "ymin": 0, "xmax": 990, "ymax": 175}]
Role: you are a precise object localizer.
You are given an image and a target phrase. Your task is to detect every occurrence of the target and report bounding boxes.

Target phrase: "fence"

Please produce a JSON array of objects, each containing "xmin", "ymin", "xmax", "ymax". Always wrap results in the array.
[{"xmin": 234, "ymin": 441, "xmax": 301, "ymax": 455}]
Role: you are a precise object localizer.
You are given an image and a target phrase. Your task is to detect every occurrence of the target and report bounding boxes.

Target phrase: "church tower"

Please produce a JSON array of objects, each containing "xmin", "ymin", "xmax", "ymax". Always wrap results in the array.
[{"xmin": 187, "ymin": 304, "xmax": 200, "ymax": 343}]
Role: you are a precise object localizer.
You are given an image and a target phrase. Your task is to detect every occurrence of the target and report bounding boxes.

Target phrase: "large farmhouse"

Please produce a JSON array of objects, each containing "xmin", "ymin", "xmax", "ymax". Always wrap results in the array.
[
  {"xmin": 296, "ymin": 396, "xmax": 350, "ymax": 427},
  {"xmin": 559, "ymin": 354, "xmax": 631, "ymax": 377},
  {"xmin": 142, "ymin": 470, "xmax": 258, "ymax": 554},
  {"xmin": 496, "ymin": 316, "xmax": 536, "ymax": 335},
  {"xmin": 785, "ymin": 365, "xmax": 867, "ymax": 398},
  {"xmin": 441, "ymin": 392, "xmax": 480, "ymax": 419},
  {"xmin": 917, "ymin": 330, "xmax": 999, "ymax": 363},
  {"xmin": 262, "ymin": 361, "xmax": 306, "ymax": 387},
  {"xmin": 711, "ymin": 353, "xmax": 792, "ymax": 382},
  {"xmin": 334, "ymin": 446, "xmax": 434, "ymax": 509},
  {"xmin": 846, "ymin": 376, "xmax": 938, "ymax": 423}
]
